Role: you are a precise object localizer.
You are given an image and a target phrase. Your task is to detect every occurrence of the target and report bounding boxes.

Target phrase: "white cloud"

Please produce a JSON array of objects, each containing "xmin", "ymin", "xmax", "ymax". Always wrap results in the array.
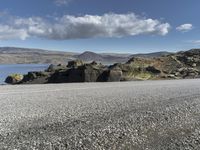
[
  {"xmin": 176, "ymin": 24, "xmax": 193, "ymax": 32},
  {"xmin": 0, "ymin": 13, "xmax": 171, "ymax": 40},
  {"xmin": 54, "ymin": 0, "xmax": 71, "ymax": 6},
  {"xmin": 189, "ymin": 40, "xmax": 200, "ymax": 45},
  {"xmin": 0, "ymin": 25, "xmax": 29, "ymax": 40}
]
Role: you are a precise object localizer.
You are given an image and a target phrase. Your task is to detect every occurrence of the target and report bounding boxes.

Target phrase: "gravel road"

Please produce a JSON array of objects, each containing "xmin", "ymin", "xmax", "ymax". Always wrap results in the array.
[{"xmin": 0, "ymin": 79, "xmax": 200, "ymax": 149}]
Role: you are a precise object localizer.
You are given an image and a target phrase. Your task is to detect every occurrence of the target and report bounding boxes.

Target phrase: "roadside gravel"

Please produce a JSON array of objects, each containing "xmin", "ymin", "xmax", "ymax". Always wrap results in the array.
[{"xmin": 0, "ymin": 79, "xmax": 200, "ymax": 149}]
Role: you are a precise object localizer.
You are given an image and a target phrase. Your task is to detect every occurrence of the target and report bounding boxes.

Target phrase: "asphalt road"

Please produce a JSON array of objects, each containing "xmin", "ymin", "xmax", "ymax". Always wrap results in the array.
[{"xmin": 0, "ymin": 79, "xmax": 200, "ymax": 149}]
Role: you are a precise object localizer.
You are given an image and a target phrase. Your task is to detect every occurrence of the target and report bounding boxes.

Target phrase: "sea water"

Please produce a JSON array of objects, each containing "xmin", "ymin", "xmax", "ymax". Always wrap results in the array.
[{"xmin": 0, "ymin": 64, "xmax": 49, "ymax": 84}]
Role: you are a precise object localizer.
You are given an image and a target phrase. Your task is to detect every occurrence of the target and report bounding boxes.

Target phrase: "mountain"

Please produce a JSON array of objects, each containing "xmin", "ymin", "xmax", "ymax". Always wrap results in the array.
[
  {"xmin": 0, "ymin": 47, "xmax": 173, "ymax": 64},
  {"xmin": 75, "ymin": 51, "xmax": 130, "ymax": 63},
  {"xmin": 0, "ymin": 47, "xmax": 77, "ymax": 55},
  {"xmin": 0, "ymin": 47, "xmax": 129, "ymax": 64},
  {"xmin": 75, "ymin": 51, "xmax": 173, "ymax": 64},
  {"xmin": 75, "ymin": 51, "xmax": 104, "ymax": 61},
  {"xmin": 0, "ymin": 47, "xmax": 76, "ymax": 64}
]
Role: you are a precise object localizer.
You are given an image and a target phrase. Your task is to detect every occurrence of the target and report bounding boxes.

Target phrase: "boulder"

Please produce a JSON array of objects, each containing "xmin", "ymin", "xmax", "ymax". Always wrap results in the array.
[
  {"xmin": 67, "ymin": 59, "xmax": 84, "ymax": 68},
  {"xmin": 176, "ymin": 50, "xmax": 200, "ymax": 67},
  {"xmin": 46, "ymin": 64, "xmax": 55, "ymax": 72},
  {"xmin": 90, "ymin": 61, "xmax": 98, "ymax": 65},
  {"xmin": 107, "ymin": 68, "xmax": 123, "ymax": 82},
  {"xmin": 177, "ymin": 67, "xmax": 199, "ymax": 78},
  {"xmin": 21, "ymin": 71, "xmax": 50, "ymax": 84},
  {"xmin": 5, "ymin": 74, "xmax": 24, "ymax": 84},
  {"xmin": 192, "ymin": 63, "xmax": 197, "ymax": 67},
  {"xmin": 167, "ymin": 74, "xmax": 177, "ymax": 79},
  {"xmin": 46, "ymin": 64, "xmax": 67, "ymax": 72},
  {"xmin": 28, "ymin": 71, "xmax": 49, "ymax": 79},
  {"xmin": 49, "ymin": 64, "xmax": 105, "ymax": 83},
  {"xmin": 81, "ymin": 64, "xmax": 105, "ymax": 82},
  {"xmin": 98, "ymin": 67, "xmax": 123, "ymax": 82},
  {"xmin": 145, "ymin": 66, "xmax": 161, "ymax": 74},
  {"xmin": 184, "ymin": 49, "xmax": 200, "ymax": 56},
  {"xmin": 50, "ymin": 69, "xmax": 84, "ymax": 83}
]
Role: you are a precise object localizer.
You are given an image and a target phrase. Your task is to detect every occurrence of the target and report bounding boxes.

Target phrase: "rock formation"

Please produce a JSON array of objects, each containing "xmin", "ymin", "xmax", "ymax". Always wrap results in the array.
[
  {"xmin": 5, "ymin": 49, "xmax": 200, "ymax": 84},
  {"xmin": 5, "ymin": 74, "xmax": 24, "ymax": 84}
]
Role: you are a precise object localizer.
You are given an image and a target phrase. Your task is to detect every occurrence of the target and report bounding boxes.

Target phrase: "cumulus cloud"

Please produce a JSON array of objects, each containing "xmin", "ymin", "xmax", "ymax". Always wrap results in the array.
[
  {"xmin": 176, "ymin": 24, "xmax": 193, "ymax": 32},
  {"xmin": 0, "ymin": 25, "xmax": 28, "ymax": 40},
  {"xmin": 0, "ymin": 13, "xmax": 171, "ymax": 40}
]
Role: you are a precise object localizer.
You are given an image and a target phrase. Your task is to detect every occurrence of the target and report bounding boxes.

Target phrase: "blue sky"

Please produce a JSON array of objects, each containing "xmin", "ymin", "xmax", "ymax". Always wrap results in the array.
[{"xmin": 0, "ymin": 0, "xmax": 199, "ymax": 53}]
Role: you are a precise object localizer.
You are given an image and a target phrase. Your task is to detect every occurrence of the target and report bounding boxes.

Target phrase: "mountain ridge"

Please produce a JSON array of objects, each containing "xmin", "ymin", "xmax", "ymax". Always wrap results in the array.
[{"xmin": 0, "ymin": 46, "xmax": 175, "ymax": 64}]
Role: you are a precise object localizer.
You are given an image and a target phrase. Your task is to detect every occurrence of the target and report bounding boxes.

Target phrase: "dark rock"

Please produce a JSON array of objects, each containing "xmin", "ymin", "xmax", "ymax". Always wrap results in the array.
[
  {"xmin": 67, "ymin": 59, "xmax": 84, "ymax": 68},
  {"xmin": 98, "ymin": 68, "xmax": 122, "ymax": 82},
  {"xmin": 177, "ymin": 67, "xmax": 199, "ymax": 78},
  {"xmin": 28, "ymin": 71, "xmax": 48, "ymax": 79},
  {"xmin": 49, "ymin": 69, "xmax": 84, "ymax": 83},
  {"xmin": 5, "ymin": 74, "xmax": 24, "ymax": 84},
  {"xmin": 21, "ymin": 71, "xmax": 50, "ymax": 84},
  {"xmin": 27, "ymin": 72, "xmax": 37, "ymax": 80},
  {"xmin": 184, "ymin": 49, "xmax": 200, "ymax": 56},
  {"xmin": 167, "ymin": 74, "xmax": 178, "ymax": 79},
  {"xmin": 176, "ymin": 49, "xmax": 200, "ymax": 67},
  {"xmin": 109, "ymin": 63, "xmax": 122, "ymax": 69},
  {"xmin": 81, "ymin": 64, "xmax": 105, "ymax": 82},
  {"xmin": 107, "ymin": 68, "xmax": 123, "ymax": 82},
  {"xmin": 49, "ymin": 64, "xmax": 105, "ymax": 83},
  {"xmin": 46, "ymin": 64, "xmax": 55, "ymax": 72},
  {"xmin": 146, "ymin": 66, "xmax": 161, "ymax": 74},
  {"xmin": 46, "ymin": 64, "xmax": 67, "ymax": 72},
  {"xmin": 90, "ymin": 61, "xmax": 98, "ymax": 65},
  {"xmin": 126, "ymin": 57, "xmax": 136, "ymax": 64}
]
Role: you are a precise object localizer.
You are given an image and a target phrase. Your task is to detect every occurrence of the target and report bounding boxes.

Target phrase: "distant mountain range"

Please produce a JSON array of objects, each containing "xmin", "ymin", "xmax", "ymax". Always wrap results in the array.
[{"xmin": 0, "ymin": 47, "xmax": 173, "ymax": 64}]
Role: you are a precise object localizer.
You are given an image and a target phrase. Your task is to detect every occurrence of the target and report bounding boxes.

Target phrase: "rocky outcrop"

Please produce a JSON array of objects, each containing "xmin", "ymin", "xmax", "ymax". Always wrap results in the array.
[
  {"xmin": 46, "ymin": 64, "xmax": 67, "ymax": 72},
  {"xmin": 177, "ymin": 67, "xmax": 199, "ymax": 78},
  {"xmin": 5, "ymin": 49, "xmax": 200, "ymax": 84},
  {"xmin": 67, "ymin": 59, "xmax": 84, "ymax": 68},
  {"xmin": 145, "ymin": 66, "xmax": 161, "ymax": 74},
  {"xmin": 105, "ymin": 68, "xmax": 123, "ymax": 82},
  {"xmin": 49, "ymin": 63, "xmax": 106, "ymax": 83},
  {"xmin": 5, "ymin": 74, "xmax": 24, "ymax": 84},
  {"xmin": 176, "ymin": 49, "xmax": 200, "ymax": 69},
  {"xmin": 81, "ymin": 64, "xmax": 105, "ymax": 82}
]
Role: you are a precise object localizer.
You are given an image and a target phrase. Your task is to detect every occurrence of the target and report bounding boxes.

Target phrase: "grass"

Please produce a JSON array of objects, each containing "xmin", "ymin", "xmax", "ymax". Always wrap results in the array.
[
  {"xmin": 125, "ymin": 71, "xmax": 153, "ymax": 80},
  {"xmin": 9, "ymin": 74, "xmax": 23, "ymax": 81}
]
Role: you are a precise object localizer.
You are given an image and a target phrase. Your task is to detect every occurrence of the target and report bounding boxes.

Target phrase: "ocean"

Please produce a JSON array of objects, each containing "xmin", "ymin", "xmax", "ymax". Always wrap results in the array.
[{"xmin": 0, "ymin": 64, "xmax": 49, "ymax": 84}]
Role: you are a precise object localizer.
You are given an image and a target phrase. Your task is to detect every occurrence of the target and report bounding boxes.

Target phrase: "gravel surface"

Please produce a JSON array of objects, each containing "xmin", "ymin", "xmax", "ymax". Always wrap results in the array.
[{"xmin": 0, "ymin": 79, "xmax": 200, "ymax": 149}]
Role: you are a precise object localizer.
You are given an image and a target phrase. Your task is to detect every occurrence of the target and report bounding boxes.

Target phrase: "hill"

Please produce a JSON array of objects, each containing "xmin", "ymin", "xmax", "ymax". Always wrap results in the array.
[
  {"xmin": 0, "ymin": 47, "xmax": 173, "ymax": 64},
  {"xmin": 75, "ymin": 51, "xmax": 104, "ymax": 61},
  {"xmin": 0, "ymin": 47, "xmax": 76, "ymax": 64},
  {"xmin": 74, "ymin": 51, "xmax": 129, "ymax": 63}
]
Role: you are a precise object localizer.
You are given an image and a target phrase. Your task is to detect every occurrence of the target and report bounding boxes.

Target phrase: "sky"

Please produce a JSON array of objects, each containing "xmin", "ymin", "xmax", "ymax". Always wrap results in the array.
[{"xmin": 0, "ymin": 0, "xmax": 199, "ymax": 53}]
